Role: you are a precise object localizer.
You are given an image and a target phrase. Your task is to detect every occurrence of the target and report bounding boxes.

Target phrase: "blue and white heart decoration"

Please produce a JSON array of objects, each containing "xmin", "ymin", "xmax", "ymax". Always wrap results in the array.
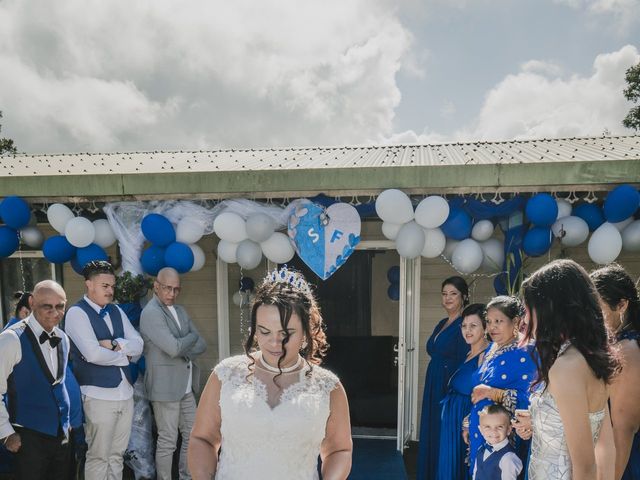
[{"xmin": 287, "ymin": 200, "xmax": 361, "ymax": 280}]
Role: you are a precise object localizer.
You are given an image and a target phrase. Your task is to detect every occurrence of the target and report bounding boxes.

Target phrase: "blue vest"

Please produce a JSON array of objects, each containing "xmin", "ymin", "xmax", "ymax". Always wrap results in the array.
[
  {"xmin": 68, "ymin": 300, "xmax": 132, "ymax": 388},
  {"xmin": 6, "ymin": 320, "xmax": 70, "ymax": 438},
  {"xmin": 475, "ymin": 443, "xmax": 517, "ymax": 480}
]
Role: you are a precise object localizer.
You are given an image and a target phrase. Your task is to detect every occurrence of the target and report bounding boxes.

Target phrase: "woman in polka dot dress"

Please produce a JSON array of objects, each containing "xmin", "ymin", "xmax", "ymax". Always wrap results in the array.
[{"xmin": 466, "ymin": 296, "xmax": 537, "ymax": 477}]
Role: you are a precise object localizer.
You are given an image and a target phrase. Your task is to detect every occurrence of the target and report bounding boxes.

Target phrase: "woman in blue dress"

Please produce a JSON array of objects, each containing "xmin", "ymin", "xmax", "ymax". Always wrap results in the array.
[
  {"xmin": 436, "ymin": 303, "xmax": 488, "ymax": 480},
  {"xmin": 467, "ymin": 296, "xmax": 537, "ymax": 476},
  {"xmin": 417, "ymin": 276, "xmax": 470, "ymax": 480},
  {"xmin": 591, "ymin": 263, "xmax": 640, "ymax": 480}
]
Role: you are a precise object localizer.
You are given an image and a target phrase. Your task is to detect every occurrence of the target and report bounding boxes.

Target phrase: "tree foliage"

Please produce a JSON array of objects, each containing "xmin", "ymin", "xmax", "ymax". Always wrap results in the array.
[
  {"xmin": 623, "ymin": 62, "xmax": 640, "ymax": 131},
  {"xmin": 0, "ymin": 111, "xmax": 17, "ymax": 155}
]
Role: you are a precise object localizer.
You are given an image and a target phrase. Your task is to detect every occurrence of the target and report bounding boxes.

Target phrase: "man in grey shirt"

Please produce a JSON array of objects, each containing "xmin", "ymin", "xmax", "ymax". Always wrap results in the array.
[{"xmin": 140, "ymin": 267, "xmax": 206, "ymax": 480}]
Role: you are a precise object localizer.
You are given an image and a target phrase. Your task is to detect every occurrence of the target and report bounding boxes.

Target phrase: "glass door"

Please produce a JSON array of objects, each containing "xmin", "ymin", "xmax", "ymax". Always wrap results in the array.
[{"xmin": 396, "ymin": 256, "xmax": 420, "ymax": 452}]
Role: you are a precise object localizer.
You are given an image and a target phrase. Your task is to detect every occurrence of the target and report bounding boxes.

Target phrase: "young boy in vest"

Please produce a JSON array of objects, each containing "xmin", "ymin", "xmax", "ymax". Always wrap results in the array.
[{"xmin": 473, "ymin": 404, "xmax": 523, "ymax": 480}]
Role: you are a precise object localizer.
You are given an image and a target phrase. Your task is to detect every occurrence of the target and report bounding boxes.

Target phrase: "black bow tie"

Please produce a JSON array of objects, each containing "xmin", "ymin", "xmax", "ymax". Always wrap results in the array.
[
  {"xmin": 39, "ymin": 331, "xmax": 61, "ymax": 348},
  {"xmin": 484, "ymin": 443, "xmax": 494, "ymax": 453}
]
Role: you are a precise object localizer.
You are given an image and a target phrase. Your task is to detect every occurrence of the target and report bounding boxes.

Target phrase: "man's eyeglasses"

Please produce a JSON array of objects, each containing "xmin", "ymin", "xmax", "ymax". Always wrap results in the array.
[{"xmin": 156, "ymin": 282, "xmax": 181, "ymax": 294}]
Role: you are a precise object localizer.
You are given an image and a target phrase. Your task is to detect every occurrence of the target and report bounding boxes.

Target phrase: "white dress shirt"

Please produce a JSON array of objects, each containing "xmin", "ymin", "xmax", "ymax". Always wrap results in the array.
[
  {"xmin": 0, "ymin": 316, "xmax": 69, "ymax": 439},
  {"xmin": 64, "ymin": 296, "xmax": 143, "ymax": 401},
  {"xmin": 166, "ymin": 305, "xmax": 193, "ymax": 395},
  {"xmin": 473, "ymin": 438, "xmax": 523, "ymax": 480}
]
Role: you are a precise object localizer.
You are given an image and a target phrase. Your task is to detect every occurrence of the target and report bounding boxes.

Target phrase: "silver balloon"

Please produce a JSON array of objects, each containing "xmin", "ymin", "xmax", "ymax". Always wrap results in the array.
[{"xmin": 20, "ymin": 226, "xmax": 44, "ymax": 249}]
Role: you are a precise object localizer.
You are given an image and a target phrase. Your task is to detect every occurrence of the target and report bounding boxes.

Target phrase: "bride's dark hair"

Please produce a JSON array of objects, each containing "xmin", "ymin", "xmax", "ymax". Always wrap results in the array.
[
  {"xmin": 522, "ymin": 259, "xmax": 619, "ymax": 389},
  {"xmin": 244, "ymin": 268, "xmax": 328, "ymax": 374}
]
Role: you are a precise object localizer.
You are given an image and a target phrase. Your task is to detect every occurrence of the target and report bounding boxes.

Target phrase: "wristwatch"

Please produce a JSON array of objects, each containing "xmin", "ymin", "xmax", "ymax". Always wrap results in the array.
[{"xmin": 111, "ymin": 339, "xmax": 118, "ymax": 350}]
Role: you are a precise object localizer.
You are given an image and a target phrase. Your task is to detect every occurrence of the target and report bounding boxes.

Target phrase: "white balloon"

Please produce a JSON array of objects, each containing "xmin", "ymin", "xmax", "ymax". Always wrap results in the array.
[
  {"xmin": 47, "ymin": 203, "xmax": 75, "ymax": 234},
  {"xmin": 622, "ymin": 220, "xmax": 640, "ymax": 252},
  {"xmin": 93, "ymin": 219, "xmax": 117, "ymax": 248},
  {"xmin": 381, "ymin": 222, "xmax": 403, "ymax": 240},
  {"xmin": 260, "ymin": 232, "xmax": 295, "ymax": 263},
  {"xmin": 421, "ymin": 228, "xmax": 446, "ymax": 258},
  {"xmin": 232, "ymin": 291, "xmax": 242, "ymax": 306},
  {"xmin": 556, "ymin": 198, "xmax": 572, "ymax": 219},
  {"xmin": 443, "ymin": 238, "xmax": 460, "ymax": 260},
  {"xmin": 246, "ymin": 213, "xmax": 276, "ymax": 243},
  {"xmin": 480, "ymin": 238, "xmax": 504, "ymax": 272},
  {"xmin": 588, "ymin": 223, "xmax": 622, "ymax": 265},
  {"xmin": 20, "ymin": 226, "xmax": 44, "ymax": 248},
  {"xmin": 217, "ymin": 240, "xmax": 238, "ymax": 263},
  {"xmin": 176, "ymin": 217, "xmax": 205, "ymax": 244},
  {"xmin": 612, "ymin": 217, "xmax": 634, "ymax": 232},
  {"xmin": 65, "ymin": 217, "xmax": 95, "ymax": 248},
  {"xmin": 415, "ymin": 196, "xmax": 449, "ymax": 229},
  {"xmin": 375, "ymin": 189, "xmax": 414, "ymax": 224},
  {"xmin": 551, "ymin": 216, "xmax": 589, "ymax": 247},
  {"xmin": 395, "ymin": 221, "xmax": 425, "ymax": 259},
  {"xmin": 189, "ymin": 244, "xmax": 206, "ymax": 271},
  {"xmin": 213, "ymin": 212, "xmax": 248, "ymax": 243},
  {"xmin": 236, "ymin": 239, "xmax": 263, "ymax": 270},
  {"xmin": 471, "ymin": 220, "xmax": 494, "ymax": 242},
  {"xmin": 452, "ymin": 239, "xmax": 483, "ymax": 274}
]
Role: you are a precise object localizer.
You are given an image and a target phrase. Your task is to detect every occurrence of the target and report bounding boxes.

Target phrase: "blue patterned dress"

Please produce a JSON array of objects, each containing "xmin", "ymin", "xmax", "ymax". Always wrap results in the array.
[
  {"xmin": 435, "ymin": 353, "xmax": 481, "ymax": 480},
  {"xmin": 468, "ymin": 340, "xmax": 537, "ymax": 475},
  {"xmin": 417, "ymin": 316, "xmax": 469, "ymax": 480},
  {"xmin": 619, "ymin": 328, "xmax": 640, "ymax": 480}
]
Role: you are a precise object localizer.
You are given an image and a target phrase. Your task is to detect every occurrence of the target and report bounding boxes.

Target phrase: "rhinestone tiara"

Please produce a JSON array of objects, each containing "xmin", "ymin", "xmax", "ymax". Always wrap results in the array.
[{"xmin": 266, "ymin": 266, "xmax": 312, "ymax": 296}]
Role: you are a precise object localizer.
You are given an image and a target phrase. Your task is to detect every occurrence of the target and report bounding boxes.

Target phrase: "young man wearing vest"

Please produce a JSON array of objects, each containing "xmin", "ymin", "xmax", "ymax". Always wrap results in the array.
[
  {"xmin": 65, "ymin": 261, "xmax": 144, "ymax": 480},
  {"xmin": 0, "ymin": 280, "xmax": 71, "ymax": 479}
]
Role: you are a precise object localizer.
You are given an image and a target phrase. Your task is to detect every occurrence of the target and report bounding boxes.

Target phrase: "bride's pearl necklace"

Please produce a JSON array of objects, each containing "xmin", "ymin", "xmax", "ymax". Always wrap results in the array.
[{"xmin": 258, "ymin": 353, "xmax": 303, "ymax": 373}]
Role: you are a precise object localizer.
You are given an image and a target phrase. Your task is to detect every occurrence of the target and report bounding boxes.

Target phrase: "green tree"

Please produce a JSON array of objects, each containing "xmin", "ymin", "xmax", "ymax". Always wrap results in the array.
[
  {"xmin": 0, "ymin": 111, "xmax": 18, "ymax": 155},
  {"xmin": 623, "ymin": 62, "xmax": 640, "ymax": 131}
]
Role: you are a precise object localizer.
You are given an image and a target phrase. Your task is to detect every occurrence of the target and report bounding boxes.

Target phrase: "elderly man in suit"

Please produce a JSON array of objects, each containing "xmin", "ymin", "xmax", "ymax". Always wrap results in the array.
[
  {"xmin": 0, "ymin": 280, "xmax": 71, "ymax": 480},
  {"xmin": 140, "ymin": 267, "xmax": 206, "ymax": 480}
]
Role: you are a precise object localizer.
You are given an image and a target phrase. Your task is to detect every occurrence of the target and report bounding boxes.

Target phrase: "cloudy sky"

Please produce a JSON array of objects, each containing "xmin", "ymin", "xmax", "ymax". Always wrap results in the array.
[{"xmin": 0, "ymin": 0, "xmax": 638, "ymax": 153}]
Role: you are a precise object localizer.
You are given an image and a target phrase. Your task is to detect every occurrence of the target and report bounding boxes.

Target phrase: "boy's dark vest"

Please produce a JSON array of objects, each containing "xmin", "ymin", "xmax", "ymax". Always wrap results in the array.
[
  {"xmin": 68, "ymin": 300, "xmax": 132, "ymax": 387},
  {"xmin": 6, "ymin": 320, "xmax": 70, "ymax": 438},
  {"xmin": 475, "ymin": 443, "xmax": 517, "ymax": 479}
]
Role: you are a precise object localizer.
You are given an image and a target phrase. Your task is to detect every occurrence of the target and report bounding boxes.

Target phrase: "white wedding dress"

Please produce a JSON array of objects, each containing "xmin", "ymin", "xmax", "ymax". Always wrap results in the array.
[{"xmin": 213, "ymin": 353, "xmax": 339, "ymax": 480}]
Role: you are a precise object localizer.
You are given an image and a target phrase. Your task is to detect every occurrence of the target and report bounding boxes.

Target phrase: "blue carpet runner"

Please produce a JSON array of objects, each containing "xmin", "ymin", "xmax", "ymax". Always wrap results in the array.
[{"xmin": 348, "ymin": 438, "xmax": 408, "ymax": 479}]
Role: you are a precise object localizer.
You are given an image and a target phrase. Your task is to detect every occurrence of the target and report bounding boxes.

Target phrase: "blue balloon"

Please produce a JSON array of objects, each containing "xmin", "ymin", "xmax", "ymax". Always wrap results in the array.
[
  {"xmin": 239, "ymin": 277, "xmax": 255, "ymax": 292},
  {"xmin": 141, "ymin": 214, "xmax": 176, "ymax": 247},
  {"xmin": 523, "ymin": 226, "xmax": 552, "ymax": 257},
  {"xmin": 573, "ymin": 203, "xmax": 605, "ymax": 231},
  {"xmin": 0, "ymin": 226, "xmax": 19, "ymax": 257},
  {"xmin": 441, "ymin": 207, "xmax": 472, "ymax": 240},
  {"xmin": 387, "ymin": 265, "xmax": 400, "ymax": 284},
  {"xmin": 525, "ymin": 193, "xmax": 558, "ymax": 226},
  {"xmin": 604, "ymin": 184, "xmax": 640, "ymax": 223},
  {"xmin": 0, "ymin": 196, "xmax": 31, "ymax": 230},
  {"xmin": 76, "ymin": 244, "xmax": 108, "ymax": 268},
  {"xmin": 70, "ymin": 256, "xmax": 84, "ymax": 275},
  {"xmin": 164, "ymin": 242, "xmax": 194, "ymax": 274},
  {"xmin": 141, "ymin": 245, "xmax": 166, "ymax": 276},
  {"xmin": 387, "ymin": 283, "xmax": 400, "ymax": 301},
  {"xmin": 43, "ymin": 235, "xmax": 77, "ymax": 263}
]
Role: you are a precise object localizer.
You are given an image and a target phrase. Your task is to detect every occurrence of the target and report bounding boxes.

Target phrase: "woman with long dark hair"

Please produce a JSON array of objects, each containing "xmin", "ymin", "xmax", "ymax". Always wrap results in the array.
[
  {"xmin": 467, "ymin": 295, "xmax": 537, "ymax": 475},
  {"xmin": 436, "ymin": 303, "xmax": 488, "ymax": 480},
  {"xmin": 523, "ymin": 259, "xmax": 618, "ymax": 479},
  {"xmin": 591, "ymin": 263, "xmax": 640, "ymax": 480},
  {"xmin": 417, "ymin": 276, "xmax": 471, "ymax": 479},
  {"xmin": 188, "ymin": 267, "xmax": 352, "ymax": 479}
]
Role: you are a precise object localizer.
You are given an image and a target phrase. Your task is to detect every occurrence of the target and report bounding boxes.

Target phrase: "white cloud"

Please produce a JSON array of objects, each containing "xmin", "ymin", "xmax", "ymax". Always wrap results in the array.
[
  {"xmin": 0, "ymin": 0, "xmax": 412, "ymax": 153},
  {"xmin": 388, "ymin": 45, "xmax": 640, "ymax": 144},
  {"xmin": 554, "ymin": 0, "xmax": 640, "ymax": 31}
]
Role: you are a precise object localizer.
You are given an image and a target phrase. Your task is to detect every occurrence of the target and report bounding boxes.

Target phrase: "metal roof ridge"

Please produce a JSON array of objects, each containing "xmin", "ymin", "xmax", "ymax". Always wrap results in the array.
[{"xmin": 2, "ymin": 134, "xmax": 639, "ymax": 158}]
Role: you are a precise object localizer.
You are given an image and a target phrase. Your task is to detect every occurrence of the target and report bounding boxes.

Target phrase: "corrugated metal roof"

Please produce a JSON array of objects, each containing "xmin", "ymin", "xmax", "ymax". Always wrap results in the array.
[{"xmin": 2, "ymin": 135, "xmax": 639, "ymax": 177}]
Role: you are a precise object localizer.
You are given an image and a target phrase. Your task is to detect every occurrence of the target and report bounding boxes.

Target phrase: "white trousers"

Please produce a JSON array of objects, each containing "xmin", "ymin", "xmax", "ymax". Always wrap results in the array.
[{"xmin": 83, "ymin": 396, "xmax": 134, "ymax": 480}]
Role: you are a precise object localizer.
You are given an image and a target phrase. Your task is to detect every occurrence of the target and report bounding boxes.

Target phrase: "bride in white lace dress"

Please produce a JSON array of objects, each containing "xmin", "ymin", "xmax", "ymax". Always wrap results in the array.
[
  {"xmin": 188, "ymin": 267, "xmax": 352, "ymax": 480},
  {"xmin": 516, "ymin": 259, "xmax": 619, "ymax": 480}
]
